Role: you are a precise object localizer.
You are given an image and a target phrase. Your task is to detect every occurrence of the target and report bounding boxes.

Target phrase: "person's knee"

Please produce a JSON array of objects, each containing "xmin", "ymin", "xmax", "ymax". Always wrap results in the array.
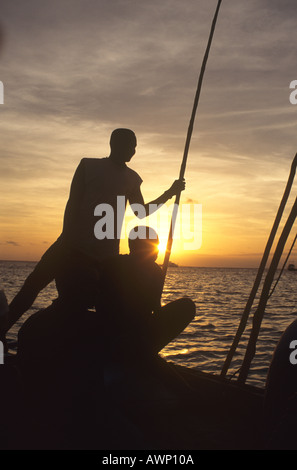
[{"xmin": 179, "ymin": 297, "xmax": 196, "ymax": 321}]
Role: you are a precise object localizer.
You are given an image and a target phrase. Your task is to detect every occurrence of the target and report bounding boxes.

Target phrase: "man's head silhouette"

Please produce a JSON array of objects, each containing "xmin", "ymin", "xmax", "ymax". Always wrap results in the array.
[{"xmin": 109, "ymin": 128, "xmax": 137, "ymax": 164}]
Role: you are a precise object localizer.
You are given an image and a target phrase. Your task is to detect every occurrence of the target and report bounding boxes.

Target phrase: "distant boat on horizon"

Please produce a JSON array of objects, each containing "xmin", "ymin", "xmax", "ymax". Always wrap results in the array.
[
  {"xmin": 159, "ymin": 261, "xmax": 179, "ymax": 268},
  {"xmin": 168, "ymin": 261, "xmax": 178, "ymax": 267},
  {"xmin": 288, "ymin": 263, "xmax": 297, "ymax": 271}
]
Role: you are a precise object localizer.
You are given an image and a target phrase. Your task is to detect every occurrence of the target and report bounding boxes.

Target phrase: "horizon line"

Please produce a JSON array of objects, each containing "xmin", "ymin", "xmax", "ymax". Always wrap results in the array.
[{"xmin": 0, "ymin": 258, "xmax": 269, "ymax": 270}]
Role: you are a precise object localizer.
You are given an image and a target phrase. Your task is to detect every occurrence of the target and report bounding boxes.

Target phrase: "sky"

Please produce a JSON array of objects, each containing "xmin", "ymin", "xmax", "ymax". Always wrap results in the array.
[{"xmin": 1, "ymin": 0, "xmax": 297, "ymax": 267}]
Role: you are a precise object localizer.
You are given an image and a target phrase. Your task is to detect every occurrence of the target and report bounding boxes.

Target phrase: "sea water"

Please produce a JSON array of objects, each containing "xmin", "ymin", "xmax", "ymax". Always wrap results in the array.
[{"xmin": 1, "ymin": 260, "xmax": 297, "ymax": 388}]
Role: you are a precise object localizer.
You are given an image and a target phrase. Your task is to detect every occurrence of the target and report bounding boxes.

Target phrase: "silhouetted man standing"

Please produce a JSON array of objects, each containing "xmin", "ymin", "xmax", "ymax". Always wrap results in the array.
[{"xmin": 1, "ymin": 129, "xmax": 185, "ymax": 335}]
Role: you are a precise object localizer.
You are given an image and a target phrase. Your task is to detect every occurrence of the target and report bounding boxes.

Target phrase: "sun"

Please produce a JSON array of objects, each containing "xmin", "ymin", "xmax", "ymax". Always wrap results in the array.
[{"xmin": 157, "ymin": 238, "xmax": 168, "ymax": 257}]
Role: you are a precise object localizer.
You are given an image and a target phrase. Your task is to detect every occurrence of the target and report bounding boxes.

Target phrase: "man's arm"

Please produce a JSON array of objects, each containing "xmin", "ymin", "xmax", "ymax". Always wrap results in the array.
[
  {"xmin": 129, "ymin": 179, "xmax": 185, "ymax": 218},
  {"xmin": 61, "ymin": 159, "xmax": 86, "ymax": 238}
]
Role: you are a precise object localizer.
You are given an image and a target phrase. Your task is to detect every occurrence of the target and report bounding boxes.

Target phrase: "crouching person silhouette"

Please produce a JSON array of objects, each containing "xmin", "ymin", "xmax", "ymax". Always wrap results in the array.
[
  {"xmin": 100, "ymin": 226, "xmax": 196, "ymax": 448},
  {"xmin": 98, "ymin": 226, "xmax": 196, "ymax": 367}
]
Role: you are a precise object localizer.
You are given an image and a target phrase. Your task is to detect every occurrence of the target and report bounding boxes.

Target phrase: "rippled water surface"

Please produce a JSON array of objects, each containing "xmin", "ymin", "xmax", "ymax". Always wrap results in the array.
[{"xmin": 1, "ymin": 261, "xmax": 297, "ymax": 388}]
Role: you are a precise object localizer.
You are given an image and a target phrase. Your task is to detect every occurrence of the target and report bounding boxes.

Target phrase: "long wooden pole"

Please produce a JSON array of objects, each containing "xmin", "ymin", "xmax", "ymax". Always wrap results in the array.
[
  {"xmin": 238, "ymin": 196, "xmax": 297, "ymax": 384},
  {"xmin": 162, "ymin": 0, "xmax": 223, "ymax": 278},
  {"xmin": 221, "ymin": 153, "xmax": 297, "ymax": 377}
]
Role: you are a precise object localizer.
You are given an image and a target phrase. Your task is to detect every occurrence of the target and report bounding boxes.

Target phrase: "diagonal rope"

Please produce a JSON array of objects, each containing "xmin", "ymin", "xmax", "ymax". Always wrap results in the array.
[
  {"xmin": 268, "ymin": 232, "xmax": 297, "ymax": 300},
  {"xmin": 238, "ymin": 196, "xmax": 297, "ymax": 384},
  {"xmin": 221, "ymin": 153, "xmax": 297, "ymax": 377}
]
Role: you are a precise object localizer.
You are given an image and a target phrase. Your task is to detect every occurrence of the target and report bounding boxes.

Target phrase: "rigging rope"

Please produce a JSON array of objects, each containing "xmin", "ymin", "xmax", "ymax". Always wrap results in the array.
[
  {"xmin": 221, "ymin": 153, "xmax": 297, "ymax": 378},
  {"xmin": 238, "ymin": 196, "xmax": 297, "ymax": 384},
  {"xmin": 268, "ymin": 232, "xmax": 297, "ymax": 300}
]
